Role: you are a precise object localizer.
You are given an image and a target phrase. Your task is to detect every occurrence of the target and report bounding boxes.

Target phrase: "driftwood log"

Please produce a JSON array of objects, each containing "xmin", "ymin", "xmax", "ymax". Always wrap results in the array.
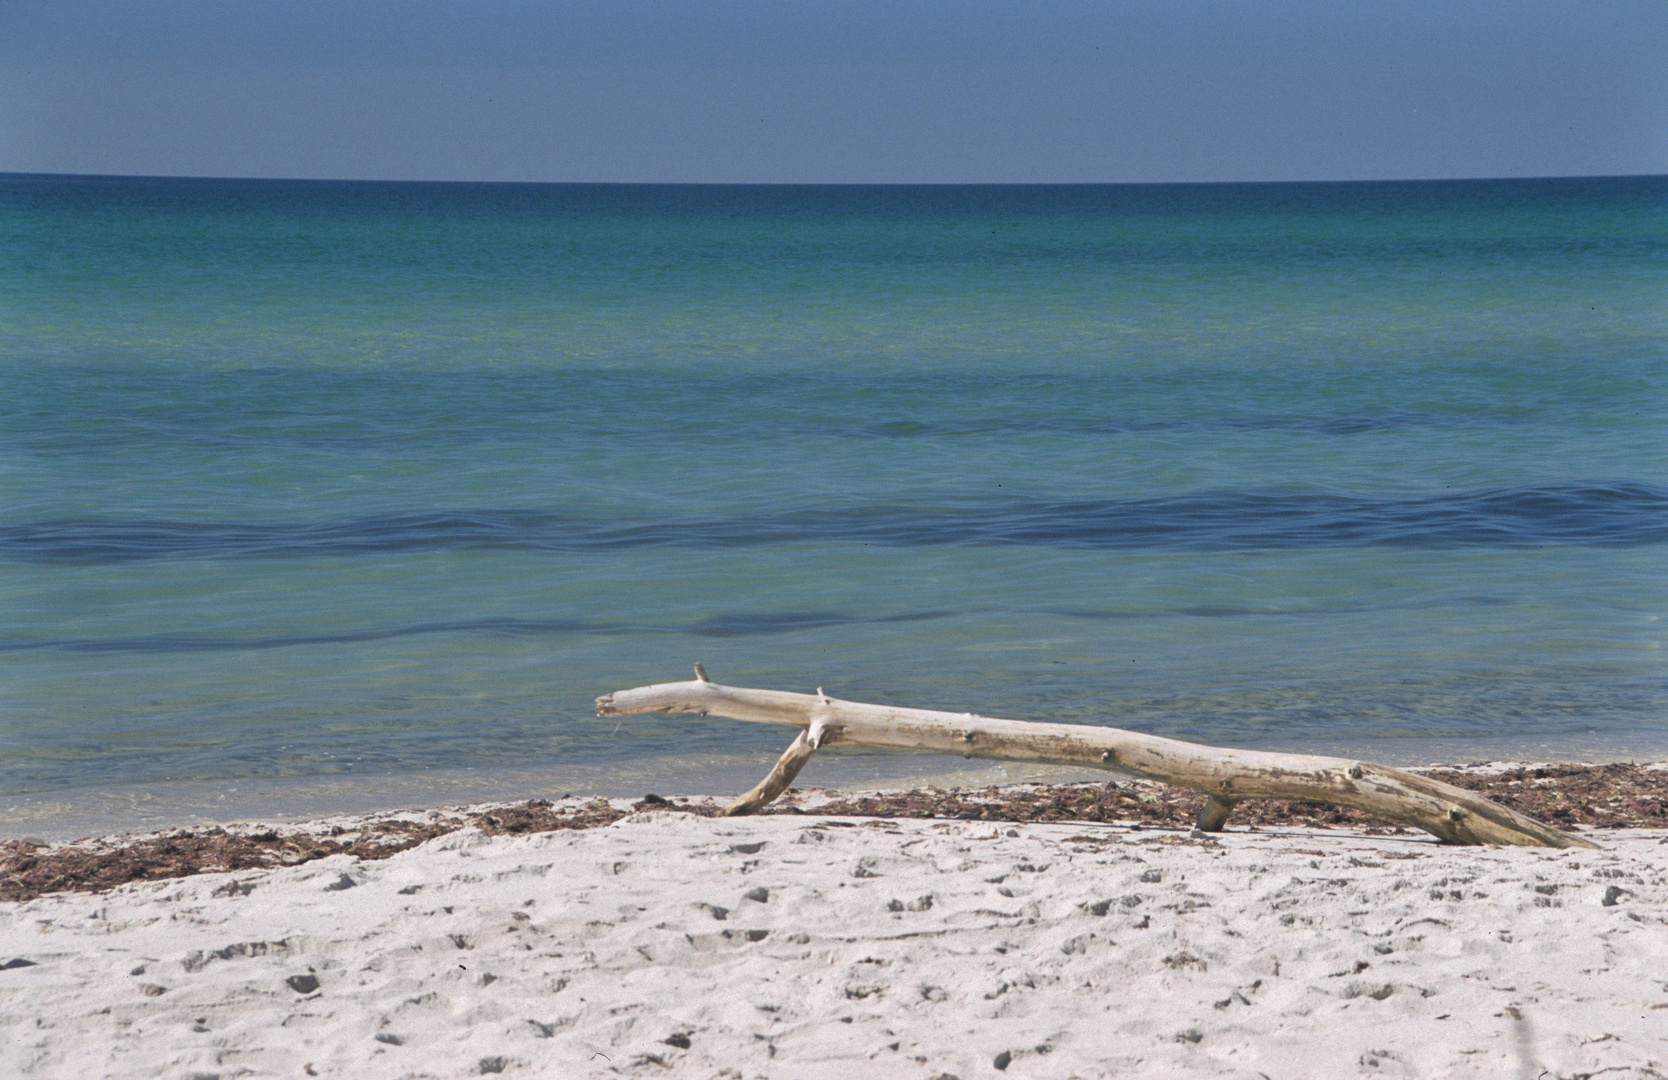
[{"xmin": 596, "ymin": 667, "xmax": 1597, "ymax": 849}]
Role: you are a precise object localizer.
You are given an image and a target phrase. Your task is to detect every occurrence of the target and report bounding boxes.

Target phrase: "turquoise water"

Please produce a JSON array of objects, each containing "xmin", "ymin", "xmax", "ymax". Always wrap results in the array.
[{"xmin": 2, "ymin": 175, "xmax": 1665, "ymax": 836}]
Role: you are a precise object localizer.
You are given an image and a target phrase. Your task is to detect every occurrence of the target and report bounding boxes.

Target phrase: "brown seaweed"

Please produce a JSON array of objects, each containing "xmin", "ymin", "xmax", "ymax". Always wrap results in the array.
[{"xmin": 3, "ymin": 764, "xmax": 1661, "ymax": 904}]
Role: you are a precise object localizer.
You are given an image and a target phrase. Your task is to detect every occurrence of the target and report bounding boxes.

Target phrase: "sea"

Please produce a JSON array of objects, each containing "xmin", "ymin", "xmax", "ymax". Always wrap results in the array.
[{"xmin": 2, "ymin": 173, "xmax": 1665, "ymax": 839}]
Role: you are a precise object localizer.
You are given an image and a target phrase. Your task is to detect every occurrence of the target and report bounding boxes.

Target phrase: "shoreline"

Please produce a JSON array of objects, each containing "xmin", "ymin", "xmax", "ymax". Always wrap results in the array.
[
  {"xmin": 11, "ymin": 739, "xmax": 1668, "ymax": 845},
  {"xmin": 4, "ymin": 761, "xmax": 1663, "ymax": 905},
  {"xmin": 2, "ymin": 779, "xmax": 1664, "ymax": 1078}
]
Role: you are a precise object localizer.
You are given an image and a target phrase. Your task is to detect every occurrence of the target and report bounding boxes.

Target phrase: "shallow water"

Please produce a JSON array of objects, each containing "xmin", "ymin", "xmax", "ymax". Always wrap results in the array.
[{"xmin": 2, "ymin": 174, "xmax": 1665, "ymax": 836}]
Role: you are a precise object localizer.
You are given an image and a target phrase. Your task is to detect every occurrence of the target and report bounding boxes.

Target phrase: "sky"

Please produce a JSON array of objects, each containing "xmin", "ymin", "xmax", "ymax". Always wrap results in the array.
[{"xmin": 1, "ymin": 0, "xmax": 1665, "ymax": 184}]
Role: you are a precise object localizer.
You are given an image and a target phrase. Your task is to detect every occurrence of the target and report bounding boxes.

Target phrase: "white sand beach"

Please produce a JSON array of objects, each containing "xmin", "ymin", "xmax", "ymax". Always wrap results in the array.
[{"xmin": 3, "ymin": 800, "xmax": 1665, "ymax": 1079}]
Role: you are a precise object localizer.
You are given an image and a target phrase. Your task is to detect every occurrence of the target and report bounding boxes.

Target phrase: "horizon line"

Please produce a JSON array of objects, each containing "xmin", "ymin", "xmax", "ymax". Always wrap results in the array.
[{"xmin": 5, "ymin": 170, "xmax": 1665, "ymax": 189}]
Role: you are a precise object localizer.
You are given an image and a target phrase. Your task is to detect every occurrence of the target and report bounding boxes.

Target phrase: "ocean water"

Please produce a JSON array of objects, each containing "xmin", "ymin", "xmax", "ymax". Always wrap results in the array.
[{"xmin": 2, "ymin": 174, "xmax": 1665, "ymax": 837}]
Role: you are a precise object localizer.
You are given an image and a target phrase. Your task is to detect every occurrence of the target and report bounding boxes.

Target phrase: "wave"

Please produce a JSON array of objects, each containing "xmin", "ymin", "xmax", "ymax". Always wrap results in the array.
[
  {"xmin": 1, "ymin": 599, "xmax": 1516, "ymax": 655},
  {"xmin": 0, "ymin": 610, "xmax": 955, "ymax": 655},
  {"xmin": 4, "ymin": 483, "xmax": 1664, "ymax": 563},
  {"xmin": 858, "ymin": 410, "xmax": 1442, "ymax": 439}
]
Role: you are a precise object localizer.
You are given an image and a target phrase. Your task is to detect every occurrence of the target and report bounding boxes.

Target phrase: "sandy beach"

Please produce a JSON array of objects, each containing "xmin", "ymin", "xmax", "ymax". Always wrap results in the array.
[{"xmin": 3, "ymin": 781, "xmax": 1666, "ymax": 1080}]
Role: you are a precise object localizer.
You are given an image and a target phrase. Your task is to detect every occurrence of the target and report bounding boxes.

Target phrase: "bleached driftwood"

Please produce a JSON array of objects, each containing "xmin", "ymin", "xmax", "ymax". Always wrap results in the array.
[{"xmin": 596, "ymin": 668, "xmax": 1597, "ymax": 849}]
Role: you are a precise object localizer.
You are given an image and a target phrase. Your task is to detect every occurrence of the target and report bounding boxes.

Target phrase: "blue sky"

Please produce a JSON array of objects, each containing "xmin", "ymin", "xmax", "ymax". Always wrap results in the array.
[{"xmin": 2, "ymin": 0, "xmax": 1664, "ymax": 183}]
